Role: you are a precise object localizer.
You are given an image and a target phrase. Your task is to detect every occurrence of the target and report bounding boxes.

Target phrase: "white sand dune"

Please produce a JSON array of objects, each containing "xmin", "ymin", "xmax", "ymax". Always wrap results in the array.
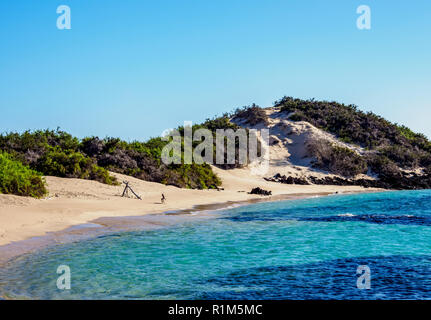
[{"xmin": 233, "ymin": 107, "xmax": 370, "ymax": 180}]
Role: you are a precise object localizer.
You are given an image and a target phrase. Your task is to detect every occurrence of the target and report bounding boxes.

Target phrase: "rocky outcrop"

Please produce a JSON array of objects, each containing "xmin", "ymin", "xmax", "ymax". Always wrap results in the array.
[{"xmin": 265, "ymin": 172, "xmax": 431, "ymax": 190}]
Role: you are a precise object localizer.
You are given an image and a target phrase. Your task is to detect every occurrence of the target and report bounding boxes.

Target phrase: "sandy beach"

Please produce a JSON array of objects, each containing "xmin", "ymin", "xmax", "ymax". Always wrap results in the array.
[{"xmin": 0, "ymin": 166, "xmax": 381, "ymax": 248}]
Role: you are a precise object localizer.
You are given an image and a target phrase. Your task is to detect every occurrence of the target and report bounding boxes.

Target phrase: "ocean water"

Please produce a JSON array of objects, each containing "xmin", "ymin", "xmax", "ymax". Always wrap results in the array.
[{"xmin": 1, "ymin": 190, "xmax": 431, "ymax": 300}]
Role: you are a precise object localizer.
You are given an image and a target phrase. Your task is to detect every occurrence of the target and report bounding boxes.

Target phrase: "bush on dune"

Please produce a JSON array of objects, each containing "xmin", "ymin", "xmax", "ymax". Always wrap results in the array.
[
  {"xmin": 231, "ymin": 104, "xmax": 269, "ymax": 126},
  {"xmin": 0, "ymin": 129, "xmax": 79, "ymax": 165},
  {"xmin": 181, "ymin": 114, "xmax": 263, "ymax": 170},
  {"xmin": 307, "ymin": 140, "xmax": 367, "ymax": 178},
  {"xmin": 0, "ymin": 152, "xmax": 47, "ymax": 198},
  {"xmin": 166, "ymin": 164, "xmax": 221, "ymax": 189},
  {"xmin": 0, "ymin": 129, "xmax": 118, "ymax": 186},
  {"xmin": 276, "ymin": 96, "xmax": 431, "ymax": 179},
  {"xmin": 78, "ymin": 135, "xmax": 220, "ymax": 189},
  {"xmin": 36, "ymin": 148, "xmax": 118, "ymax": 185},
  {"xmin": 276, "ymin": 96, "xmax": 430, "ymax": 156}
]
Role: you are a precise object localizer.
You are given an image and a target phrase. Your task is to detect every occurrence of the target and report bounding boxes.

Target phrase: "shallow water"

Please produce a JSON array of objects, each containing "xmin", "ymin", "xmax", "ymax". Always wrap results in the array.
[{"xmin": 1, "ymin": 190, "xmax": 431, "ymax": 300}]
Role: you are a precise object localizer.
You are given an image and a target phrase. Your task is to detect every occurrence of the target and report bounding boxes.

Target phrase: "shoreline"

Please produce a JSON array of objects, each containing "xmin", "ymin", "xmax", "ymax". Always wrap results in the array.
[
  {"xmin": 0, "ymin": 168, "xmax": 383, "ymax": 245},
  {"xmin": 0, "ymin": 188, "xmax": 385, "ymax": 266}
]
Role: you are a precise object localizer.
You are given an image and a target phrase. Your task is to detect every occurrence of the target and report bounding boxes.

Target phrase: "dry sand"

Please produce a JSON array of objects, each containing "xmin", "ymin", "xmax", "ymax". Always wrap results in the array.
[{"xmin": 0, "ymin": 166, "xmax": 381, "ymax": 248}]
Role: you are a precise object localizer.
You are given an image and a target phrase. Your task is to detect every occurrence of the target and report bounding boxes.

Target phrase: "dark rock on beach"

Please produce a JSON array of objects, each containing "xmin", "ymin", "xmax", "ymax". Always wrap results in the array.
[{"xmin": 249, "ymin": 187, "xmax": 272, "ymax": 196}]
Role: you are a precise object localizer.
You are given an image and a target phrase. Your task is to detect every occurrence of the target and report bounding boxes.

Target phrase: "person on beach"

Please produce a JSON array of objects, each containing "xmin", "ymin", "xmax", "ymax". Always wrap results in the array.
[{"xmin": 161, "ymin": 193, "xmax": 166, "ymax": 204}]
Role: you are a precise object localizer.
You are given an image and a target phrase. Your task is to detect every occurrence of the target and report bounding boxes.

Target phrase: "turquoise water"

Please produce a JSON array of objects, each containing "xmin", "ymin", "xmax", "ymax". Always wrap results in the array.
[{"xmin": 1, "ymin": 190, "xmax": 431, "ymax": 299}]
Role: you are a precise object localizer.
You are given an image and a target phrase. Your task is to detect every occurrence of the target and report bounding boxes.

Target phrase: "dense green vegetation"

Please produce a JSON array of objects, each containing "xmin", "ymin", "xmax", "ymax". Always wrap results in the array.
[
  {"xmin": 0, "ymin": 129, "xmax": 221, "ymax": 193},
  {"xmin": 0, "ymin": 130, "xmax": 118, "ymax": 186},
  {"xmin": 0, "ymin": 152, "xmax": 47, "ymax": 198},
  {"xmin": 81, "ymin": 135, "xmax": 221, "ymax": 189},
  {"xmin": 2, "ymin": 96, "xmax": 430, "ymax": 196},
  {"xmin": 277, "ymin": 97, "xmax": 430, "ymax": 152},
  {"xmin": 307, "ymin": 140, "xmax": 368, "ymax": 178},
  {"xmin": 275, "ymin": 96, "xmax": 431, "ymax": 179}
]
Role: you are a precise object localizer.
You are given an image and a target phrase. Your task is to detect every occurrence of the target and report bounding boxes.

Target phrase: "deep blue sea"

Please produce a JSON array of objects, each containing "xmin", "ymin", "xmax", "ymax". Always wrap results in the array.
[{"xmin": 1, "ymin": 190, "xmax": 431, "ymax": 300}]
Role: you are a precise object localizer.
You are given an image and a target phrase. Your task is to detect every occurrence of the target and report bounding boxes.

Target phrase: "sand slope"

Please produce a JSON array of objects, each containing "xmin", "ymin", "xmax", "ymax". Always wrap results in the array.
[{"xmin": 233, "ymin": 107, "xmax": 371, "ymax": 180}]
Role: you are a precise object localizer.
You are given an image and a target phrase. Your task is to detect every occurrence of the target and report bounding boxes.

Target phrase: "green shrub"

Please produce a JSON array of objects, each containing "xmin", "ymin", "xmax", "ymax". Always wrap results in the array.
[
  {"xmin": 89, "ymin": 164, "xmax": 119, "ymax": 185},
  {"xmin": 163, "ymin": 164, "xmax": 221, "ymax": 189},
  {"xmin": 36, "ymin": 148, "xmax": 118, "ymax": 185},
  {"xmin": 0, "ymin": 152, "xmax": 47, "ymax": 198},
  {"xmin": 288, "ymin": 112, "xmax": 305, "ymax": 122},
  {"xmin": 200, "ymin": 114, "xmax": 240, "ymax": 132},
  {"xmin": 232, "ymin": 104, "xmax": 269, "ymax": 126},
  {"xmin": 308, "ymin": 141, "xmax": 367, "ymax": 177},
  {"xmin": 379, "ymin": 145, "xmax": 422, "ymax": 169},
  {"xmin": 365, "ymin": 153, "xmax": 401, "ymax": 178}
]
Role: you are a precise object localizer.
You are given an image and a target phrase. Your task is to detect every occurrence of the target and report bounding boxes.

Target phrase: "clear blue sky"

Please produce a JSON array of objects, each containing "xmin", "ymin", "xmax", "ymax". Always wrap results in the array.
[{"xmin": 1, "ymin": 0, "xmax": 430, "ymax": 140}]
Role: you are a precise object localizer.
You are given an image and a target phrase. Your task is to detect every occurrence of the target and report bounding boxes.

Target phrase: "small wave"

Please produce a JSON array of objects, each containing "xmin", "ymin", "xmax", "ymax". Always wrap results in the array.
[{"xmin": 337, "ymin": 213, "xmax": 356, "ymax": 217}]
